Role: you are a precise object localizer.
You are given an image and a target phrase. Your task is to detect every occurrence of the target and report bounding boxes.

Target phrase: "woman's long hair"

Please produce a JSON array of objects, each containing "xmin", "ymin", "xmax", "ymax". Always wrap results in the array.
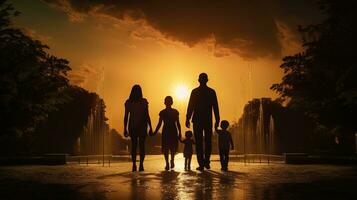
[{"xmin": 128, "ymin": 84, "xmax": 143, "ymax": 102}]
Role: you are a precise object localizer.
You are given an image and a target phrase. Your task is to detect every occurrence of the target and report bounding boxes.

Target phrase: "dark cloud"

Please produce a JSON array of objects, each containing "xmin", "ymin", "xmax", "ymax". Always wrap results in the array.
[{"xmin": 43, "ymin": 0, "xmax": 322, "ymax": 59}]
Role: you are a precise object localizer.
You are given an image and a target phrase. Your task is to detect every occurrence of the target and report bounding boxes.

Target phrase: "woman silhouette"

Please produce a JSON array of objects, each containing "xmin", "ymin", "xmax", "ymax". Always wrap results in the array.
[{"xmin": 124, "ymin": 85, "xmax": 153, "ymax": 171}]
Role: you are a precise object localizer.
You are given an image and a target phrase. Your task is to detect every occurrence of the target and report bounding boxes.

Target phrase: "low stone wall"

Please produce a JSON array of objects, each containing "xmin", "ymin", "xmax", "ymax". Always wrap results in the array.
[
  {"xmin": 0, "ymin": 154, "xmax": 67, "ymax": 165},
  {"xmin": 285, "ymin": 153, "xmax": 357, "ymax": 165}
]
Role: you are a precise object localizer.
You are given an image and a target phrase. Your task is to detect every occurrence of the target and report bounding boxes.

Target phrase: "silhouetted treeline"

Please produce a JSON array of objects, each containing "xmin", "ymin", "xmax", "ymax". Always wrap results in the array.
[
  {"xmin": 33, "ymin": 86, "xmax": 108, "ymax": 155},
  {"xmin": 0, "ymin": 1, "xmax": 72, "ymax": 155},
  {"xmin": 0, "ymin": 1, "xmax": 111, "ymax": 156},
  {"xmin": 271, "ymin": 1, "xmax": 357, "ymax": 154},
  {"xmin": 111, "ymin": 129, "xmax": 129, "ymax": 154}
]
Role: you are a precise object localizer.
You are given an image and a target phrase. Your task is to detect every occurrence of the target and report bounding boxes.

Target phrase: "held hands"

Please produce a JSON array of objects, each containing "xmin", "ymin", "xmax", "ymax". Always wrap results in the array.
[
  {"xmin": 185, "ymin": 119, "xmax": 190, "ymax": 128},
  {"xmin": 148, "ymin": 128, "xmax": 154, "ymax": 136},
  {"xmin": 124, "ymin": 129, "xmax": 129, "ymax": 137}
]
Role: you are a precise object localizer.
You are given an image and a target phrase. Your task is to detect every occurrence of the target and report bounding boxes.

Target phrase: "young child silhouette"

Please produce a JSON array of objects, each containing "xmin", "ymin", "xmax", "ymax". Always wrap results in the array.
[
  {"xmin": 154, "ymin": 96, "xmax": 182, "ymax": 170},
  {"xmin": 216, "ymin": 120, "xmax": 234, "ymax": 171},
  {"xmin": 180, "ymin": 131, "xmax": 195, "ymax": 170}
]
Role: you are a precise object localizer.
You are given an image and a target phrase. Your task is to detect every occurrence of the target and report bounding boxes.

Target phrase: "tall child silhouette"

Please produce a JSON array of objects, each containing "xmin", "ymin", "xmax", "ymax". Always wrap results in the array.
[
  {"xmin": 154, "ymin": 96, "xmax": 182, "ymax": 170},
  {"xmin": 186, "ymin": 73, "xmax": 220, "ymax": 171}
]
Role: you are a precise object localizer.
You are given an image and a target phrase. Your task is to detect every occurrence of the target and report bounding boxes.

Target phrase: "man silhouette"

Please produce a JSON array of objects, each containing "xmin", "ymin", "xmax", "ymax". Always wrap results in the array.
[{"xmin": 186, "ymin": 73, "xmax": 220, "ymax": 171}]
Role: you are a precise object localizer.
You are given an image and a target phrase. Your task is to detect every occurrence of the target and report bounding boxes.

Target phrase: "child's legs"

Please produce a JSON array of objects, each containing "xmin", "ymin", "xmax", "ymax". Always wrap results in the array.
[
  {"xmin": 224, "ymin": 151, "xmax": 229, "ymax": 168},
  {"xmin": 219, "ymin": 150, "xmax": 225, "ymax": 168},
  {"xmin": 188, "ymin": 155, "xmax": 192, "ymax": 167}
]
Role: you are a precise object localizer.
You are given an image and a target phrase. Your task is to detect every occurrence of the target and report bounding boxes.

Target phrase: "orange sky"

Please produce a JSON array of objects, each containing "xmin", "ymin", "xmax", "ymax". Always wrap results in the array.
[{"xmin": 11, "ymin": 0, "xmax": 313, "ymax": 134}]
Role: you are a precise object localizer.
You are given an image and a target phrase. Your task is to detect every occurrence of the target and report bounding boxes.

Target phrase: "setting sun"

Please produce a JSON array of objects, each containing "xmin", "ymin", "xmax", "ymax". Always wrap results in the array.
[{"xmin": 174, "ymin": 84, "xmax": 190, "ymax": 102}]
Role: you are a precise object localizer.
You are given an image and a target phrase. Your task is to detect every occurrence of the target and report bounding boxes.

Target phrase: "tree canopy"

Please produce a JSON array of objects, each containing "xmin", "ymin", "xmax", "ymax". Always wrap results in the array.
[
  {"xmin": 0, "ymin": 0, "xmax": 71, "ymax": 137},
  {"xmin": 34, "ymin": 86, "xmax": 108, "ymax": 154},
  {"xmin": 271, "ymin": 1, "xmax": 357, "ymax": 139}
]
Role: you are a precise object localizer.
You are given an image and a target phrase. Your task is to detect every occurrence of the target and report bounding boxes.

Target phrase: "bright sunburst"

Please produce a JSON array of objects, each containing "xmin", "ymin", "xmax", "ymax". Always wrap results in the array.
[{"xmin": 174, "ymin": 84, "xmax": 190, "ymax": 102}]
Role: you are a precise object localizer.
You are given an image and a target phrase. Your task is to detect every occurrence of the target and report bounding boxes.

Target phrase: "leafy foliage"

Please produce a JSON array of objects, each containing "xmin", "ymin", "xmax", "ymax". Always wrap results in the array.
[
  {"xmin": 0, "ymin": 0, "xmax": 71, "ymax": 137},
  {"xmin": 110, "ymin": 129, "xmax": 129, "ymax": 154},
  {"xmin": 271, "ymin": 1, "xmax": 357, "ymax": 140}
]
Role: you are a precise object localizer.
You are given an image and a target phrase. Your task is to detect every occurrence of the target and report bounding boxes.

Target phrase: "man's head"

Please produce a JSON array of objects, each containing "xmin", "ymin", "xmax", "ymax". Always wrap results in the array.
[{"xmin": 198, "ymin": 73, "xmax": 208, "ymax": 85}]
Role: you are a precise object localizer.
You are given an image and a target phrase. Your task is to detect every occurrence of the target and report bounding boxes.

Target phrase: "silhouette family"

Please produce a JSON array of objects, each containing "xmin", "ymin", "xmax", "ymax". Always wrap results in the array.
[{"xmin": 123, "ymin": 73, "xmax": 234, "ymax": 172}]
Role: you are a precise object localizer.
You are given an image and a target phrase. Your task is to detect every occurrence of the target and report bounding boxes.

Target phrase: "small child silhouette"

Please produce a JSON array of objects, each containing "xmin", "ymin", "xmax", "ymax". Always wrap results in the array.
[
  {"xmin": 180, "ymin": 130, "xmax": 195, "ymax": 170},
  {"xmin": 153, "ymin": 96, "xmax": 182, "ymax": 170},
  {"xmin": 216, "ymin": 120, "xmax": 234, "ymax": 171}
]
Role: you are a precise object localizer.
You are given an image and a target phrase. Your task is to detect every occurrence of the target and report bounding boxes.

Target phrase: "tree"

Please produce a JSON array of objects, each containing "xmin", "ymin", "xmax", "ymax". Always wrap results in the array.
[
  {"xmin": 271, "ymin": 1, "xmax": 357, "ymax": 153},
  {"xmin": 0, "ymin": 0, "xmax": 70, "ymax": 138},
  {"xmin": 111, "ymin": 129, "xmax": 129, "ymax": 154},
  {"xmin": 33, "ymin": 86, "xmax": 103, "ymax": 155}
]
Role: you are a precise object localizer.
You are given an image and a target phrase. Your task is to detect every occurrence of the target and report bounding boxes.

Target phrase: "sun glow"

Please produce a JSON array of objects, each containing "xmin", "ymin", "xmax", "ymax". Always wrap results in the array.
[{"xmin": 174, "ymin": 84, "xmax": 190, "ymax": 102}]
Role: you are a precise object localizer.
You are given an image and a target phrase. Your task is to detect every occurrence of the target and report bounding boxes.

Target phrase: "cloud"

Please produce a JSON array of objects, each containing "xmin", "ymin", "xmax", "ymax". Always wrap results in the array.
[
  {"xmin": 68, "ymin": 64, "xmax": 104, "ymax": 92},
  {"xmin": 44, "ymin": 0, "xmax": 85, "ymax": 22},
  {"xmin": 43, "ymin": 0, "xmax": 321, "ymax": 59},
  {"xmin": 22, "ymin": 27, "xmax": 52, "ymax": 43},
  {"xmin": 276, "ymin": 21, "xmax": 303, "ymax": 56}
]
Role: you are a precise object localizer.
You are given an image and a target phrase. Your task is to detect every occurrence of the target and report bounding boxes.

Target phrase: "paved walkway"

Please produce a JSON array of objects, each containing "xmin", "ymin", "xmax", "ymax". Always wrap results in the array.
[{"xmin": 0, "ymin": 155, "xmax": 357, "ymax": 200}]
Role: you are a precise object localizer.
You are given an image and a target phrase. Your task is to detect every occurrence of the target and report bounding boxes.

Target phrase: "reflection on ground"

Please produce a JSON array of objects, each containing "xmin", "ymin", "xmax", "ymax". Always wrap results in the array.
[
  {"xmin": 102, "ymin": 169, "xmax": 245, "ymax": 200},
  {"xmin": 0, "ymin": 155, "xmax": 357, "ymax": 200}
]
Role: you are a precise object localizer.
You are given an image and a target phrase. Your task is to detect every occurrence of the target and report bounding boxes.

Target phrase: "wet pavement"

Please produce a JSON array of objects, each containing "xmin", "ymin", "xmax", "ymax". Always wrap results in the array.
[{"xmin": 0, "ymin": 155, "xmax": 357, "ymax": 200}]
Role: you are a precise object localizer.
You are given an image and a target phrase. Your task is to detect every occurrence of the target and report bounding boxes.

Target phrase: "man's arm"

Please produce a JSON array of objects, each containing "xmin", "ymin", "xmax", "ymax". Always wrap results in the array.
[
  {"xmin": 212, "ymin": 90, "xmax": 220, "ymax": 130},
  {"xmin": 176, "ymin": 113, "xmax": 182, "ymax": 140},
  {"xmin": 186, "ymin": 90, "xmax": 195, "ymax": 128}
]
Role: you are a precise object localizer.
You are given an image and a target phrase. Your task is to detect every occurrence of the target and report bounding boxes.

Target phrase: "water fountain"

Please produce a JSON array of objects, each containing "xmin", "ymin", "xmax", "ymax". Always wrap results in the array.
[
  {"xmin": 79, "ymin": 97, "xmax": 111, "ymax": 157},
  {"xmin": 269, "ymin": 115, "xmax": 275, "ymax": 155},
  {"xmin": 237, "ymin": 97, "xmax": 280, "ymax": 164},
  {"xmin": 253, "ymin": 99, "xmax": 265, "ymax": 155},
  {"xmin": 235, "ymin": 65, "xmax": 278, "ymax": 163}
]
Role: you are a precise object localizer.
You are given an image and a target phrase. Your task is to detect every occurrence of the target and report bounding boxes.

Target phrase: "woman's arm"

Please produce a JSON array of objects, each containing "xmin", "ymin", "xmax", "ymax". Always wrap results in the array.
[
  {"xmin": 145, "ymin": 103, "xmax": 153, "ymax": 135},
  {"xmin": 147, "ymin": 117, "xmax": 153, "ymax": 135},
  {"xmin": 124, "ymin": 104, "xmax": 129, "ymax": 137}
]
